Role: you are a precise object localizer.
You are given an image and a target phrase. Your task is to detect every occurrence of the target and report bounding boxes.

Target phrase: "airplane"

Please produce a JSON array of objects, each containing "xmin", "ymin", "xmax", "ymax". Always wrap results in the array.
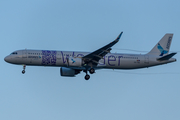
[{"xmin": 4, "ymin": 32, "xmax": 177, "ymax": 80}]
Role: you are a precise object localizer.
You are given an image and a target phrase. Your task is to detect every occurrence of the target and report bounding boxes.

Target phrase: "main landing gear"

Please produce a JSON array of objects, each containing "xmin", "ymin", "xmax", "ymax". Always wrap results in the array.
[
  {"xmin": 89, "ymin": 68, "xmax": 95, "ymax": 74},
  {"xmin": 22, "ymin": 65, "xmax": 26, "ymax": 74},
  {"xmin": 84, "ymin": 70, "xmax": 90, "ymax": 80},
  {"xmin": 85, "ymin": 74, "xmax": 90, "ymax": 80},
  {"xmin": 84, "ymin": 68, "xmax": 95, "ymax": 80}
]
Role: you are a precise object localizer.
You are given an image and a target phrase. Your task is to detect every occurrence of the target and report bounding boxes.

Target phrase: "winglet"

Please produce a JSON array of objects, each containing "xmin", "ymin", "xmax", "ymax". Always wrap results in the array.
[{"xmin": 115, "ymin": 32, "xmax": 123, "ymax": 41}]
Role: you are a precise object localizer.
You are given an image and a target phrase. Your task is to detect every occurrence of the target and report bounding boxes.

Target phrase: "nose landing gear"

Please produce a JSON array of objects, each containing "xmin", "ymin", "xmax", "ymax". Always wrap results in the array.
[{"xmin": 22, "ymin": 65, "xmax": 26, "ymax": 74}]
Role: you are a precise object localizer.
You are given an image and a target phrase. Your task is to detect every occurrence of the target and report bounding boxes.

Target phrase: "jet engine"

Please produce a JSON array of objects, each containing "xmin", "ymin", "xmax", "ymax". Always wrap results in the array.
[
  {"xmin": 60, "ymin": 67, "xmax": 81, "ymax": 77},
  {"xmin": 67, "ymin": 57, "xmax": 82, "ymax": 67}
]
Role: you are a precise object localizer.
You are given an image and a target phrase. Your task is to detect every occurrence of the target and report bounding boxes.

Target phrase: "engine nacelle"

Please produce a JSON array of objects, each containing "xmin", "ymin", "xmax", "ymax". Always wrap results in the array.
[
  {"xmin": 60, "ymin": 67, "xmax": 81, "ymax": 77},
  {"xmin": 67, "ymin": 57, "xmax": 82, "ymax": 67}
]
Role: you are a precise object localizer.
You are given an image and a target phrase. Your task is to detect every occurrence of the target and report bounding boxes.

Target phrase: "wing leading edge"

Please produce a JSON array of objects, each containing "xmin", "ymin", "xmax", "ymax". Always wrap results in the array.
[{"xmin": 83, "ymin": 32, "xmax": 123, "ymax": 66}]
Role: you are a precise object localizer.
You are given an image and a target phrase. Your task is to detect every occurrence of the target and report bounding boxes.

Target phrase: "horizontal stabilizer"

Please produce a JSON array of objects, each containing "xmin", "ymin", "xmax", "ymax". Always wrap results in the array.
[{"xmin": 157, "ymin": 52, "xmax": 177, "ymax": 61}]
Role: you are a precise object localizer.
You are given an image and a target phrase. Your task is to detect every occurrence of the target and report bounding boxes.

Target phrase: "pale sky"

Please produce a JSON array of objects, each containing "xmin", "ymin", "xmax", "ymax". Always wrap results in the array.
[{"xmin": 0, "ymin": 0, "xmax": 180, "ymax": 120}]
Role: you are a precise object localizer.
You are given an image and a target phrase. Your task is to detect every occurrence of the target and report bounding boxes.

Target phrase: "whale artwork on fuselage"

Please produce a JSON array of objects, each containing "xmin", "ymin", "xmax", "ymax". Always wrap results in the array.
[{"xmin": 4, "ymin": 32, "xmax": 177, "ymax": 80}]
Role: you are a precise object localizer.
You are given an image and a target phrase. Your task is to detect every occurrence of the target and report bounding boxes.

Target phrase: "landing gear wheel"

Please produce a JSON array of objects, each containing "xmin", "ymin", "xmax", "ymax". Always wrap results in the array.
[
  {"xmin": 22, "ymin": 70, "xmax": 25, "ymax": 74},
  {"xmin": 22, "ymin": 65, "xmax": 26, "ymax": 74},
  {"xmin": 89, "ymin": 68, "xmax": 95, "ymax": 74},
  {"xmin": 85, "ymin": 74, "xmax": 90, "ymax": 80}
]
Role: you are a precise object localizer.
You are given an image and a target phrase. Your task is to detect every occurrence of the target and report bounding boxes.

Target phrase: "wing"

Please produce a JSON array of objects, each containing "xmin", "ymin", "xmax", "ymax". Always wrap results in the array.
[{"xmin": 82, "ymin": 32, "xmax": 123, "ymax": 66}]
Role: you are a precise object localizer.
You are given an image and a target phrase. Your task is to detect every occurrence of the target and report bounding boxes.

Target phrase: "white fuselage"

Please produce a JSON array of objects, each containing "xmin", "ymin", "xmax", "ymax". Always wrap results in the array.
[{"xmin": 4, "ymin": 49, "xmax": 176, "ymax": 70}]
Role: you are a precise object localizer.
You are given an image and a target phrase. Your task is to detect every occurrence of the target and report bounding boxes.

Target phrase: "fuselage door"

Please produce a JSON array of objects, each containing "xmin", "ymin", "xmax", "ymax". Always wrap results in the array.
[
  {"xmin": 144, "ymin": 55, "xmax": 149, "ymax": 64},
  {"xmin": 22, "ymin": 50, "xmax": 27, "ymax": 59}
]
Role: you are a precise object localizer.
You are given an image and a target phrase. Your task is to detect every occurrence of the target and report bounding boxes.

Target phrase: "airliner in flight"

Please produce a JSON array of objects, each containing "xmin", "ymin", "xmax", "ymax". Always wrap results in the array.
[{"xmin": 4, "ymin": 32, "xmax": 177, "ymax": 80}]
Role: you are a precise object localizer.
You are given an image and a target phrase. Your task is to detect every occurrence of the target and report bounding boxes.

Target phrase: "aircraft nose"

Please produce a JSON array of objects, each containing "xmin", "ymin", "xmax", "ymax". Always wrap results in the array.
[{"xmin": 4, "ymin": 56, "xmax": 10, "ymax": 63}]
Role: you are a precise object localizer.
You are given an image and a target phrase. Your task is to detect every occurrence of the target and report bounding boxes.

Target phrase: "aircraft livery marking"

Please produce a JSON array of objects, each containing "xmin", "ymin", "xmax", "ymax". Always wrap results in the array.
[
  {"xmin": 61, "ymin": 52, "xmax": 84, "ymax": 64},
  {"xmin": 166, "ymin": 37, "xmax": 172, "ymax": 49},
  {"xmin": 60, "ymin": 51, "xmax": 123, "ymax": 66},
  {"xmin": 28, "ymin": 56, "xmax": 41, "ymax": 59},
  {"xmin": 157, "ymin": 43, "xmax": 168, "ymax": 56},
  {"xmin": 71, "ymin": 59, "xmax": 75, "ymax": 63},
  {"xmin": 42, "ymin": 50, "xmax": 57, "ymax": 65}
]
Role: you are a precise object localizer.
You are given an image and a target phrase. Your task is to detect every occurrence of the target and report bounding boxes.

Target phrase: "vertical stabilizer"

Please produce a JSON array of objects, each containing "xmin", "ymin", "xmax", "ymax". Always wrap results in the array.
[{"xmin": 147, "ymin": 34, "xmax": 173, "ymax": 56}]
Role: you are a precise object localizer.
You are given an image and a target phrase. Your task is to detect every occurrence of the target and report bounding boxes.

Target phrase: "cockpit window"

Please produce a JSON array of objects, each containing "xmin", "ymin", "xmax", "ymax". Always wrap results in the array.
[{"xmin": 11, "ymin": 52, "xmax": 18, "ymax": 55}]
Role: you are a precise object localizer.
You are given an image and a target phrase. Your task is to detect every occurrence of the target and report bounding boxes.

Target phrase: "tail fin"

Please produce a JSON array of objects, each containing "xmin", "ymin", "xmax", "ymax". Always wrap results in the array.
[{"xmin": 147, "ymin": 33, "xmax": 173, "ymax": 56}]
